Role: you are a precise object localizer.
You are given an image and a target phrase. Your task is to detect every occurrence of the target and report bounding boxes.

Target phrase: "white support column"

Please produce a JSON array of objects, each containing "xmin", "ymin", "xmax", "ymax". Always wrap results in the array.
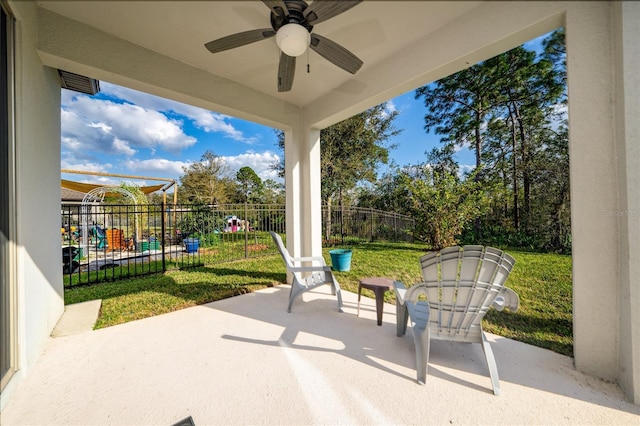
[
  {"xmin": 300, "ymin": 128, "xmax": 322, "ymax": 257},
  {"xmin": 284, "ymin": 126, "xmax": 302, "ymax": 261},
  {"xmin": 284, "ymin": 118, "xmax": 323, "ymax": 265},
  {"xmin": 566, "ymin": 3, "xmax": 619, "ymax": 380},
  {"xmin": 567, "ymin": 2, "xmax": 640, "ymax": 404},
  {"xmin": 614, "ymin": 0, "xmax": 640, "ymax": 405}
]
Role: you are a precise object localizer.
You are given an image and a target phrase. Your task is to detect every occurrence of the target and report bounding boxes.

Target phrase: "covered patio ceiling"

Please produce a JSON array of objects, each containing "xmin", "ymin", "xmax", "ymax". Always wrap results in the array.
[{"xmin": 35, "ymin": 0, "xmax": 561, "ymax": 129}]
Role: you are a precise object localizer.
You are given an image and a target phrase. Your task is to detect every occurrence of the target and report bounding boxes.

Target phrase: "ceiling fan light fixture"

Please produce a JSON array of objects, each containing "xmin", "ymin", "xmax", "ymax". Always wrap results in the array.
[{"xmin": 275, "ymin": 23, "xmax": 310, "ymax": 57}]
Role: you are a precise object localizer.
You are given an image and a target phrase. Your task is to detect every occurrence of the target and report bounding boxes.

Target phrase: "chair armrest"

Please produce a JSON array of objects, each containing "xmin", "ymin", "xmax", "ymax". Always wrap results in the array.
[
  {"xmin": 404, "ymin": 283, "xmax": 428, "ymax": 304},
  {"xmin": 393, "ymin": 282, "xmax": 430, "ymax": 305},
  {"xmin": 292, "ymin": 256, "xmax": 327, "ymax": 264},
  {"xmin": 393, "ymin": 280, "xmax": 408, "ymax": 305},
  {"xmin": 393, "ymin": 281, "xmax": 410, "ymax": 337},
  {"xmin": 288, "ymin": 265, "xmax": 332, "ymax": 273},
  {"xmin": 492, "ymin": 287, "xmax": 520, "ymax": 312}
]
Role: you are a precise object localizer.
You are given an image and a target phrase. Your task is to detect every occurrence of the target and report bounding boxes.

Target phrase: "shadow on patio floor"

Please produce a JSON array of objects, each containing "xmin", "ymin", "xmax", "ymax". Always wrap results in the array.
[{"xmin": 3, "ymin": 285, "xmax": 639, "ymax": 425}]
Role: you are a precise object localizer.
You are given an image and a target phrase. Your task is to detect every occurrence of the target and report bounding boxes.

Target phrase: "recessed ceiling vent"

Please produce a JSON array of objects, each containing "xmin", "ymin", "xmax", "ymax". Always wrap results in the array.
[{"xmin": 58, "ymin": 70, "xmax": 100, "ymax": 95}]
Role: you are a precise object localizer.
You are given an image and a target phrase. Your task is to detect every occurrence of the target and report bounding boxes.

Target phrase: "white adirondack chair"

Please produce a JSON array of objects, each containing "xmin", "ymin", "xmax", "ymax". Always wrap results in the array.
[
  {"xmin": 393, "ymin": 245, "xmax": 519, "ymax": 395},
  {"xmin": 270, "ymin": 231, "xmax": 343, "ymax": 313}
]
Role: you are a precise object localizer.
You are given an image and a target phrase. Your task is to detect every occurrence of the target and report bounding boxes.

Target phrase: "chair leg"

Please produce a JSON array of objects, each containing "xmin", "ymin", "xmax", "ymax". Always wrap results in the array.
[
  {"xmin": 287, "ymin": 284, "xmax": 304, "ymax": 313},
  {"xmin": 413, "ymin": 325, "xmax": 430, "ymax": 385},
  {"xmin": 395, "ymin": 302, "xmax": 409, "ymax": 337},
  {"xmin": 335, "ymin": 287, "xmax": 344, "ymax": 313},
  {"xmin": 480, "ymin": 331, "xmax": 501, "ymax": 396},
  {"xmin": 331, "ymin": 277, "xmax": 344, "ymax": 313},
  {"xmin": 288, "ymin": 282, "xmax": 343, "ymax": 313}
]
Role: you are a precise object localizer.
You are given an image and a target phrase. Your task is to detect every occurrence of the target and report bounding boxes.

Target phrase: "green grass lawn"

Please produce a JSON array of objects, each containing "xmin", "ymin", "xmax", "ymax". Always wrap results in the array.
[{"xmin": 65, "ymin": 241, "xmax": 573, "ymax": 357}]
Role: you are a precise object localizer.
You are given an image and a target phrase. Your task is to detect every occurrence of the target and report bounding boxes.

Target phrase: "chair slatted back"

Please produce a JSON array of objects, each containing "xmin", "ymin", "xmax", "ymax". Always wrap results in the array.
[
  {"xmin": 419, "ymin": 245, "xmax": 516, "ymax": 341},
  {"xmin": 271, "ymin": 231, "xmax": 293, "ymax": 268}
]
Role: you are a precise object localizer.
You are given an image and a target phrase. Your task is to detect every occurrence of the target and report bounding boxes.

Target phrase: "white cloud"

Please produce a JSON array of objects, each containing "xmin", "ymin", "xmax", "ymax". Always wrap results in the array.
[
  {"xmin": 221, "ymin": 151, "xmax": 281, "ymax": 182},
  {"xmin": 100, "ymin": 82, "xmax": 257, "ymax": 143},
  {"xmin": 112, "ymin": 138, "xmax": 137, "ymax": 156},
  {"xmin": 85, "ymin": 176, "xmax": 120, "ymax": 186},
  {"xmin": 122, "ymin": 158, "xmax": 189, "ymax": 179},
  {"xmin": 60, "ymin": 84, "xmax": 279, "ymax": 187},
  {"xmin": 61, "ymin": 160, "xmax": 112, "ymax": 174},
  {"xmin": 458, "ymin": 164, "xmax": 475, "ymax": 179},
  {"xmin": 61, "ymin": 94, "xmax": 197, "ymax": 156},
  {"xmin": 383, "ymin": 101, "xmax": 397, "ymax": 118}
]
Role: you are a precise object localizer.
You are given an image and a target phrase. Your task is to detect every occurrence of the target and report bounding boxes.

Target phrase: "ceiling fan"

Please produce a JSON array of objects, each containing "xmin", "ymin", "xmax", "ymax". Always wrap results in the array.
[{"xmin": 204, "ymin": 0, "xmax": 363, "ymax": 92}]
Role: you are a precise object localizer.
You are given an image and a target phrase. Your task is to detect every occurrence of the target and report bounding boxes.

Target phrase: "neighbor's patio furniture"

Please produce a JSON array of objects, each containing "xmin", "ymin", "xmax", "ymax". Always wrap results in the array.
[
  {"xmin": 393, "ymin": 245, "xmax": 519, "ymax": 395},
  {"xmin": 91, "ymin": 225, "xmax": 107, "ymax": 249},
  {"xmin": 106, "ymin": 229, "xmax": 126, "ymax": 252},
  {"xmin": 270, "ymin": 231, "xmax": 343, "ymax": 313},
  {"xmin": 61, "ymin": 246, "xmax": 80, "ymax": 274},
  {"xmin": 357, "ymin": 277, "xmax": 394, "ymax": 326}
]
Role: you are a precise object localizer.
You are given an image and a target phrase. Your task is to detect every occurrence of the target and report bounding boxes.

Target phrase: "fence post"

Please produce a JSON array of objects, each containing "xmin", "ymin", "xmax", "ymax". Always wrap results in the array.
[
  {"xmin": 370, "ymin": 207, "xmax": 374, "ymax": 242},
  {"xmin": 395, "ymin": 213, "xmax": 399, "ymax": 242},
  {"xmin": 161, "ymin": 201, "xmax": 166, "ymax": 273},
  {"xmin": 244, "ymin": 202, "xmax": 249, "ymax": 259}
]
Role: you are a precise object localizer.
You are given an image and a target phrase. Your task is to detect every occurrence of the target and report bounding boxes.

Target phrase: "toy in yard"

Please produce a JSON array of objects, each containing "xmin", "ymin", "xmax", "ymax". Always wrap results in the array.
[
  {"xmin": 223, "ymin": 215, "xmax": 250, "ymax": 232},
  {"xmin": 224, "ymin": 215, "xmax": 240, "ymax": 232}
]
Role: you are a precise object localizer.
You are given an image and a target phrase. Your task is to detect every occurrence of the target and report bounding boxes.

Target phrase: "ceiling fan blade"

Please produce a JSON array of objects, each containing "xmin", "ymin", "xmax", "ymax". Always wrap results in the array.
[
  {"xmin": 262, "ymin": 0, "xmax": 288, "ymax": 16},
  {"xmin": 278, "ymin": 53, "xmax": 296, "ymax": 92},
  {"xmin": 310, "ymin": 34, "xmax": 363, "ymax": 74},
  {"xmin": 205, "ymin": 28, "xmax": 275, "ymax": 54},
  {"xmin": 304, "ymin": 1, "xmax": 362, "ymax": 25}
]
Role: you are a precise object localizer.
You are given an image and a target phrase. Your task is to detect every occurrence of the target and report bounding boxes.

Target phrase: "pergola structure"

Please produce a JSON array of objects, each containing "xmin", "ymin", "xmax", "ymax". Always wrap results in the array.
[
  {"xmin": 60, "ymin": 169, "xmax": 178, "ymax": 248},
  {"xmin": 61, "ymin": 169, "xmax": 178, "ymax": 207},
  {"xmin": 1, "ymin": 1, "xmax": 638, "ymax": 408}
]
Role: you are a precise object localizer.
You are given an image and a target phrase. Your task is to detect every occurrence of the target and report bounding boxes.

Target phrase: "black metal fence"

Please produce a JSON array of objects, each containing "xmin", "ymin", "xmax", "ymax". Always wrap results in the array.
[
  {"xmin": 323, "ymin": 205, "xmax": 415, "ymax": 245},
  {"xmin": 61, "ymin": 202, "xmax": 414, "ymax": 287}
]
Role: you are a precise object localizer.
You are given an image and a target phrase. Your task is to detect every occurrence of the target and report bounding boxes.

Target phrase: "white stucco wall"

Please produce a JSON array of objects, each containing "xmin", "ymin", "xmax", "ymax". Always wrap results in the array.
[{"xmin": 0, "ymin": 0, "xmax": 64, "ymax": 410}]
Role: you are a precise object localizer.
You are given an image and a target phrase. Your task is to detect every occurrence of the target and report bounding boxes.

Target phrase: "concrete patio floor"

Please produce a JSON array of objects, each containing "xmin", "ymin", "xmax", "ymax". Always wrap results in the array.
[{"xmin": 2, "ymin": 285, "xmax": 639, "ymax": 425}]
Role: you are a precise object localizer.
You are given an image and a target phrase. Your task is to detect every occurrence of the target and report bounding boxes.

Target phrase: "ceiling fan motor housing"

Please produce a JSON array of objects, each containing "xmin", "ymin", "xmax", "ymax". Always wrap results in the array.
[{"xmin": 270, "ymin": 0, "xmax": 314, "ymax": 33}]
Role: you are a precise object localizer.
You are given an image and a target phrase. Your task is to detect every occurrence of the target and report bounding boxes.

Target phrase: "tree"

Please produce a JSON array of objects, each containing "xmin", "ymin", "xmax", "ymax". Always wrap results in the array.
[
  {"xmin": 235, "ymin": 166, "xmax": 264, "ymax": 203},
  {"xmin": 415, "ymin": 64, "xmax": 499, "ymax": 171},
  {"xmin": 262, "ymin": 179, "xmax": 285, "ymax": 204},
  {"xmin": 486, "ymin": 46, "xmax": 564, "ymax": 231},
  {"xmin": 415, "ymin": 62, "xmax": 502, "ymax": 238},
  {"xmin": 179, "ymin": 150, "xmax": 233, "ymax": 204},
  {"xmin": 542, "ymin": 28, "xmax": 566, "ymax": 86},
  {"xmin": 371, "ymin": 163, "xmax": 490, "ymax": 250},
  {"xmin": 412, "ymin": 31, "xmax": 569, "ymax": 252}
]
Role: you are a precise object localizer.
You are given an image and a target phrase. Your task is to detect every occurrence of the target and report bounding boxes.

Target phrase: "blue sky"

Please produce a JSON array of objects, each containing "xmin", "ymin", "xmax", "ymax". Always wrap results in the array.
[
  {"xmin": 60, "ymin": 83, "xmax": 461, "ymax": 188},
  {"xmin": 60, "ymin": 35, "xmax": 549, "ymax": 189}
]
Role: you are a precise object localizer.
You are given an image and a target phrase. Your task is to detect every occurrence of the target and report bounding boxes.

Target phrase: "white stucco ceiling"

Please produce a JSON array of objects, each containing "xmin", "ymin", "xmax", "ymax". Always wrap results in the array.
[{"xmin": 35, "ymin": 1, "xmax": 564, "ymax": 128}]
